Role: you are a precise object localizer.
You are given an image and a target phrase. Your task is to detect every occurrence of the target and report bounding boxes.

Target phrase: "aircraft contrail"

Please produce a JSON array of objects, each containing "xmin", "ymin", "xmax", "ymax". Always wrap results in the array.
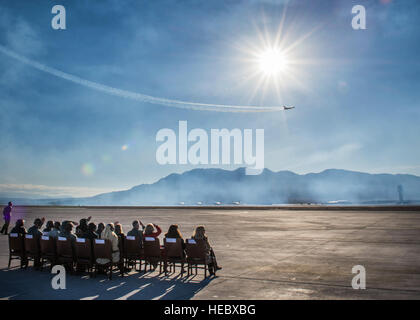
[{"xmin": 0, "ymin": 44, "xmax": 286, "ymax": 113}]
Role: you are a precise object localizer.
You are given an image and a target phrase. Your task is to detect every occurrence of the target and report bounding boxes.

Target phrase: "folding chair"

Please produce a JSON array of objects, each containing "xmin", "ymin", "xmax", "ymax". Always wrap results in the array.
[
  {"xmin": 8, "ymin": 233, "xmax": 25, "ymax": 269},
  {"xmin": 56, "ymin": 236, "xmax": 75, "ymax": 272},
  {"xmin": 185, "ymin": 239, "xmax": 211, "ymax": 278},
  {"xmin": 93, "ymin": 239, "xmax": 123, "ymax": 279},
  {"xmin": 40, "ymin": 235, "xmax": 57, "ymax": 270},
  {"xmin": 143, "ymin": 237, "xmax": 163, "ymax": 273},
  {"xmin": 164, "ymin": 237, "xmax": 186, "ymax": 275},
  {"xmin": 24, "ymin": 234, "xmax": 41, "ymax": 269},
  {"xmin": 75, "ymin": 238, "xmax": 94, "ymax": 276},
  {"xmin": 124, "ymin": 235, "xmax": 144, "ymax": 272}
]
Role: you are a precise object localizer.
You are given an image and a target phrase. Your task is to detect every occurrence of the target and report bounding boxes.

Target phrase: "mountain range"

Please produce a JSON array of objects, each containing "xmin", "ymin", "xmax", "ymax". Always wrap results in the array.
[{"xmin": 5, "ymin": 168, "xmax": 420, "ymax": 206}]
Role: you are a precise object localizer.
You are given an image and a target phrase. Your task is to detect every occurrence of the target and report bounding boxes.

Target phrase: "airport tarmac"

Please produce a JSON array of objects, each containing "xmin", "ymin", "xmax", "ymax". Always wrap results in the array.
[{"xmin": 0, "ymin": 206, "xmax": 419, "ymax": 300}]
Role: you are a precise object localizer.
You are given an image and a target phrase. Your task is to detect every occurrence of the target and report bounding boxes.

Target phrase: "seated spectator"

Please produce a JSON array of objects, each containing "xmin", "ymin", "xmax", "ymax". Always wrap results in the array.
[
  {"xmin": 10, "ymin": 218, "xmax": 28, "ymax": 267},
  {"xmin": 127, "ymin": 220, "xmax": 145, "ymax": 247},
  {"xmin": 58, "ymin": 222, "xmax": 76, "ymax": 272},
  {"xmin": 61, "ymin": 220, "xmax": 78, "ymax": 233},
  {"xmin": 26, "ymin": 217, "xmax": 45, "ymax": 269},
  {"xmin": 48, "ymin": 222, "xmax": 61, "ymax": 238},
  {"xmin": 59, "ymin": 222, "xmax": 77, "ymax": 243},
  {"xmin": 27, "ymin": 217, "xmax": 45, "ymax": 237},
  {"xmin": 192, "ymin": 225, "xmax": 222, "ymax": 276},
  {"xmin": 97, "ymin": 222, "xmax": 105, "ymax": 238},
  {"xmin": 143, "ymin": 223, "xmax": 162, "ymax": 239},
  {"xmin": 76, "ymin": 216, "xmax": 91, "ymax": 238},
  {"xmin": 43, "ymin": 221, "xmax": 54, "ymax": 234},
  {"xmin": 114, "ymin": 223, "xmax": 124, "ymax": 237},
  {"xmin": 165, "ymin": 224, "xmax": 186, "ymax": 251},
  {"xmin": 96, "ymin": 223, "xmax": 120, "ymax": 265},
  {"xmin": 84, "ymin": 222, "xmax": 98, "ymax": 240},
  {"xmin": 10, "ymin": 219, "xmax": 27, "ymax": 235}
]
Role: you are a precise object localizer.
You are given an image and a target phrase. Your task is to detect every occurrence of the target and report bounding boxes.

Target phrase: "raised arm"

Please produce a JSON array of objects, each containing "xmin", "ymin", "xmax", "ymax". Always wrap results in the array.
[{"xmin": 153, "ymin": 224, "xmax": 162, "ymax": 237}]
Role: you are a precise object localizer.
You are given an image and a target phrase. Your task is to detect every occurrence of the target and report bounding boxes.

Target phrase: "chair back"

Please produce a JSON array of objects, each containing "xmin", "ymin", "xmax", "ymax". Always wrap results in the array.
[
  {"xmin": 24, "ymin": 234, "xmax": 40, "ymax": 255},
  {"xmin": 124, "ymin": 235, "xmax": 142, "ymax": 257},
  {"xmin": 164, "ymin": 238, "xmax": 184, "ymax": 258},
  {"xmin": 56, "ymin": 236, "xmax": 73, "ymax": 258},
  {"xmin": 40, "ymin": 235, "xmax": 56, "ymax": 256},
  {"xmin": 185, "ymin": 238, "xmax": 206, "ymax": 260},
  {"xmin": 143, "ymin": 237, "xmax": 161, "ymax": 258},
  {"xmin": 75, "ymin": 238, "xmax": 92, "ymax": 260},
  {"xmin": 93, "ymin": 239, "xmax": 112, "ymax": 260},
  {"xmin": 9, "ymin": 233, "xmax": 24, "ymax": 254}
]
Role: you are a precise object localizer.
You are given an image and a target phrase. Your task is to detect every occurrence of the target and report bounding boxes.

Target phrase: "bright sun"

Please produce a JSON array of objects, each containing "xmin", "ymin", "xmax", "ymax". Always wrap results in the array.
[{"xmin": 257, "ymin": 48, "xmax": 289, "ymax": 76}]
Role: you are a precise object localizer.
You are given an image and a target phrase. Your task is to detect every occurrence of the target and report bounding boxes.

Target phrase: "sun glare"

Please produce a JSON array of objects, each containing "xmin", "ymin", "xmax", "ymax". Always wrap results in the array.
[
  {"xmin": 234, "ymin": 3, "xmax": 321, "ymax": 104},
  {"xmin": 257, "ymin": 48, "xmax": 289, "ymax": 76}
]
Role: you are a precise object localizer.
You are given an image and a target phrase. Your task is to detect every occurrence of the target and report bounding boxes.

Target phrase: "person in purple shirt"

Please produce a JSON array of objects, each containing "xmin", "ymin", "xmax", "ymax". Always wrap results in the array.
[{"xmin": 1, "ymin": 202, "xmax": 12, "ymax": 235}]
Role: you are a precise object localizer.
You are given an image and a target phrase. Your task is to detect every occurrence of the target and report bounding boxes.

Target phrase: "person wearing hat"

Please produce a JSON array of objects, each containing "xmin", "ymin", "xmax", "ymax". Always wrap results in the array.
[
  {"xmin": 1, "ymin": 201, "xmax": 13, "ymax": 235},
  {"xmin": 10, "ymin": 219, "xmax": 27, "ymax": 235}
]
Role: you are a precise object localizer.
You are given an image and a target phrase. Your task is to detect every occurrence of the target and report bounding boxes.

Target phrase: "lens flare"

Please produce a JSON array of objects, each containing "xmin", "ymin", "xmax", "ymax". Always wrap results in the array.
[{"xmin": 81, "ymin": 163, "xmax": 95, "ymax": 176}]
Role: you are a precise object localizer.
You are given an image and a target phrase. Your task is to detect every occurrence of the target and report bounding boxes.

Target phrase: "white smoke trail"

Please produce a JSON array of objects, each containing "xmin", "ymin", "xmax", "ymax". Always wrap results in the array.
[{"xmin": 0, "ymin": 44, "xmax": 286, "ymax": 113}]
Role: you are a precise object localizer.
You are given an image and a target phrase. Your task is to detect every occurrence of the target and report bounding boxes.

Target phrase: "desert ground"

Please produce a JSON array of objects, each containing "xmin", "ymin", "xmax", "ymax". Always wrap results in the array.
[{"xmin": 0, "ymin": 206, "xmax": 419, "ymax": 300}]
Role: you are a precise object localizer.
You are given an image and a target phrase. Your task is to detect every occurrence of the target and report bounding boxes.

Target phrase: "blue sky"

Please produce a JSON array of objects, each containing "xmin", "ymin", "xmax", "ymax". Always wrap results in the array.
[{"xmin": 0, "ymin": 0, "xmax": 419, "ymax": 198}]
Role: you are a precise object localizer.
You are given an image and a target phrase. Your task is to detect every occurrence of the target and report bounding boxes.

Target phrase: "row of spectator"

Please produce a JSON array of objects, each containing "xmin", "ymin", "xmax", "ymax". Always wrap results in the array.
[{"xmin": 10, "ymin": 216, "xmax": 221, "ymax": 275}]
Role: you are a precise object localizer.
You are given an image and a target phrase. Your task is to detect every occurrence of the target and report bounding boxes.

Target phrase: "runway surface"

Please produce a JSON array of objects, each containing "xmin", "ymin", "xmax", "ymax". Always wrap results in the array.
[{"xmin": 0, "ymin": 206, "xmax": 419, "ymax": 300}]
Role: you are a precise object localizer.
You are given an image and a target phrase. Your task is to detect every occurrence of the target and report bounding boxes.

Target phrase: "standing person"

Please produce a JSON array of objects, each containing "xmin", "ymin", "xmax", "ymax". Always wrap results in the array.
[
  {"xmin": 191, "ymin": 225, "xmax": 222, "ymax": 276},
  {"xmin": 143, "ymin": 223, "xmax": 162, "ymax": 239},
  {"xmin": 1, "ymin": 202, "xmax": 13, "ymax": 235}
]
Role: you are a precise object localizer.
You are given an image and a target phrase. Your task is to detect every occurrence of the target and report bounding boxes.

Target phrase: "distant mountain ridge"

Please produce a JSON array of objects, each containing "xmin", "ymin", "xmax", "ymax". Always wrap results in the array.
[{"xmin": 12, "ymin": 168, "xmax": 420, "ymax": 206}]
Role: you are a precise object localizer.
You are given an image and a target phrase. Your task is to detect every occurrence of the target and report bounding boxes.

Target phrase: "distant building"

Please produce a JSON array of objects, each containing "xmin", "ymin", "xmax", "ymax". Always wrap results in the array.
[{"xmin": 397, "ymin": 185, "xmax": 404, "ymax": 203}]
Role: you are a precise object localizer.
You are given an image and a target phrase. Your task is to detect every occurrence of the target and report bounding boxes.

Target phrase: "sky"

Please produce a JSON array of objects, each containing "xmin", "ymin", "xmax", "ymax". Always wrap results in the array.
[{"xmin": 0, "ymin": 0, "xmax": 420, "ymax": 198}]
